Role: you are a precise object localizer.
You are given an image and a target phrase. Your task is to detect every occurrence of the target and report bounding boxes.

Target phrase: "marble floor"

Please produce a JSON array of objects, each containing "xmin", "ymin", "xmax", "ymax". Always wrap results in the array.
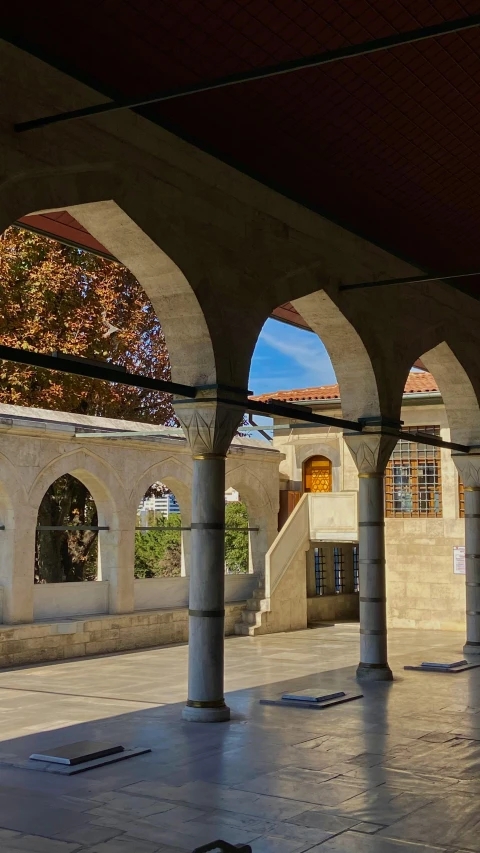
[{"xmin": 0, "ymin": 624, "xmax": 478, "ymax": 852}]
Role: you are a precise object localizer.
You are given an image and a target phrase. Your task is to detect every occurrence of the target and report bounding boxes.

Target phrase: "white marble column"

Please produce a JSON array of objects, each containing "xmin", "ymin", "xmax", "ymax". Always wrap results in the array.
[
  {"xmin": 452, "ymin": 454, "xmax": 480, "ymax": 655},
  {"xmin": 174, "ymin": 391, "xmax": 243, "ymax": 722},
  {"xmin": 345, "ymin": 429, "xmax": 397, "ymax": 681}
]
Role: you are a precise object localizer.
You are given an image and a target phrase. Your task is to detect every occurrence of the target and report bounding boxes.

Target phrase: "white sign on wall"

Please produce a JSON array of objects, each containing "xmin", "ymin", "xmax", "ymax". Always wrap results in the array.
[{"xmin": 453, "ymin": 546, "xmax": 466, "ymax": 575}]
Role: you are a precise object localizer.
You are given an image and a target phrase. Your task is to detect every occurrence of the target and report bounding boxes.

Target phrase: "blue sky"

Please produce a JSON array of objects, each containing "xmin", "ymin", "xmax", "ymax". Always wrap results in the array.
[{"xmin": 249, "ymin": 317, "xmax": 336, "ymax": 397}]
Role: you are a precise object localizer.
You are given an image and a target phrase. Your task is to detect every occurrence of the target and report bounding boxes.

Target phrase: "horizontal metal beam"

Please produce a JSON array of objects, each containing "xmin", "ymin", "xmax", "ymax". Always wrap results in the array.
[
  {"xmin": 37, "ymin": 525, "xmax": 109, "ymax": 531},
  {"xmin": 399, "ymin": 430, "xmax": 468, "ymax": 454},
  {"xmin": 0, "ymin": 345, "xmax": 196, "ymax": 398},
  {"xmin": 243, "ymin": 416, "xmax": 469, "ymax": 453},
  {"xmin": 135, "ymin": 526, "xmax": 258, "ymax": 532},
  {"xmin": 340, "ymin": 269, "xmax": 480, "ymax": 292},
  {"xmin": 242, "ymin": 397, "xmax": 363, "ymax": 432},
  {"xmin": 14, "ymin": 14, "xmax": 480, "ymax": 132},
  {"xmin": 77, "ymin": 428, "xmax": 182, "ymax": 439},
  {"xmin": 0, "ymin": 346, "xmax": 471, "ymax": 453},
  {"xmin": 135, "ymin": 526, "xmax": 190, "ymax": 531}
]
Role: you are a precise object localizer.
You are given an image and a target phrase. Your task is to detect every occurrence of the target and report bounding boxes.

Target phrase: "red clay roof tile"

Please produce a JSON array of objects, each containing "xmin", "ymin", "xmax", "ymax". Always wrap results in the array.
[{"xmin": 251, "ymin": 371, "xmax": 439, "ymax": 403}]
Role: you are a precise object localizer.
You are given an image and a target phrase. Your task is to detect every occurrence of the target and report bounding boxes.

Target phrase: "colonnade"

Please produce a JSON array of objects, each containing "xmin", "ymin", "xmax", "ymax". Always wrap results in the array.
[{"xmin": 175, "ymin": 399, "xmax": 480, "ymax": 722}]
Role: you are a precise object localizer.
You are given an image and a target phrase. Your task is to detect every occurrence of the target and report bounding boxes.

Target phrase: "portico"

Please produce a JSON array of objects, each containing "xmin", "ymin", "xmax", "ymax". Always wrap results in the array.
[{"xmin": 1, "ymin": 7, "xmax": 480, "ymax": 735}]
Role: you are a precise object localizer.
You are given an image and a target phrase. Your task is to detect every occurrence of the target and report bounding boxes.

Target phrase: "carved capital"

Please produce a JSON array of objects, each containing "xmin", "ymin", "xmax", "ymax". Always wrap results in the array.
[
  {"xmin": 174, "ymin": 390, "xmax": 244, "ymax": 457},
  {"xmin": 344, "ymin": 429, "xmax": 398, "ymax": 475},
  {"xmin": 452, "ymin": 453, "xmax": 480, "ymax": 489}
]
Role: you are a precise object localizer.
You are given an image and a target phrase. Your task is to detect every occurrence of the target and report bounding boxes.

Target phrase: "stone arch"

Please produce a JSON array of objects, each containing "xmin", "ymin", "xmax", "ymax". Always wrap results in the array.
[
  {"xmin": 0, "ymin": 166, "xmax": 216, "ymax": 386},
  {"xmin": 418, "ymin": 342, "xmax": 480, "ymax": 446},
  {"xmin": 130, "ymin": 456, "xmax": 192, "ymax": 519},
  {"xmin": 29, "ymin": 448, "xmax": 125, "ymax": 521},
  {"xmin": 132, "ymin": 456, "xmax": 193, "ymax": 579},
  {"xmin": 295, "ymin": 442, "xmax": 341, "ymax": 472},
  {"xmin": 225, "ymin": 465, "xmax": 274, "ymax": 513},
  {"xmin": 29, "ymin": 449, "xmax": 133, "ymax": 611},
  {"xmin": 290, "ymin": 290, "xmax": 381, "ymax": 421},
  {"xmin": 225, "ymin": 464, "xmax": 278, "ymax": 577}
]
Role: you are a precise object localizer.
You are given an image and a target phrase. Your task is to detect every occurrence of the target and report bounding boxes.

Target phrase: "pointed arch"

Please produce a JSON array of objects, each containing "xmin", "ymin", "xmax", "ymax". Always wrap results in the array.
[
  {"xmin": 29, "ymin": 449, "xmax": 126, "ymax": 522},
  {"xmin": 291, "ymin": 290, "xmax": 381, "ymax": 421},
  {"xmin": 131, "ymin": 456, "xmax": 192, "ymax": 519},
  {"xmin": 0, "ymin": 167, "xmax": 216, "ymax": 386},
  {"xmin": 418, "ymin": 342, "xmax": 480, "ymax": 446},
  {"xmin": 225, "ymin": 465, "xmax": 273, "ymax": 512}
]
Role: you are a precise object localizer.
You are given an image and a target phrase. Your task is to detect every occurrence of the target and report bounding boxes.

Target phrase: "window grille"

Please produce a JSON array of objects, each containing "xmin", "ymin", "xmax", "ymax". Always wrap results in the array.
[
  {"xmin": 314, "ymin": 547, "xmax": 326, "ymax": 595},
  {"xmin": 333, "ymin": 546, "xmax": 345, "ymax": 593},
  {"xmin": 459, "ymin": 477, "xmax": 465, "ymax": 519},
  {"xmin": 353, "ymin": 544, "xmax": 359, "ymax": 592},
  {"xmin": 385, "ymin": 425, "xmax": 442, "ymax": 517},
  {"xmin": 304, "ymin": 456, "xmax": 332, "ymax": 493}
]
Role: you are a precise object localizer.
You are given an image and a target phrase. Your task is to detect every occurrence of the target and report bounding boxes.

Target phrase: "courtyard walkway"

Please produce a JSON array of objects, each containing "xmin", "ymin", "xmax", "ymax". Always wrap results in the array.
[{"xmin": 0, "ymin": 624, "xmax": 478, "ymax": 852}]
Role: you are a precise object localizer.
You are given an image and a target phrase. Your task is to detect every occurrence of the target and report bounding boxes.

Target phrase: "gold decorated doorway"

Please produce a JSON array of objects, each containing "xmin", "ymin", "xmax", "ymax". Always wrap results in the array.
[{"xmin": 303, "ymin": 455, "xmax": 332, "ymax": 493}]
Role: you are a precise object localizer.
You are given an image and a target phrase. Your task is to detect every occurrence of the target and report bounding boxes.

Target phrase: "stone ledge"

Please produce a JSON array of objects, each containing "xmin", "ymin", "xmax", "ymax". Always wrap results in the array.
[{"xmin": 0, "ymin": 603, "xmax": 246, "ymax": 668}]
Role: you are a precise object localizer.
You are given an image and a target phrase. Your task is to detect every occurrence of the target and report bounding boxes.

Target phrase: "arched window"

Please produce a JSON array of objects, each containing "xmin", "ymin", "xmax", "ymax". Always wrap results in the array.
[
  {"xmin": 225, "ymin": 493, "xmax": 249, "ymax": 574},
  {"xmin": 303, "ymin": 456, "xmax": 332, "ymax": 493},
  {"xmin": 135, "ymin": 483, "xmax": 182, "ymax": 577},
  {"xmin": 36, "ymin": 474, "xmax": 98, "ymax": 583}
]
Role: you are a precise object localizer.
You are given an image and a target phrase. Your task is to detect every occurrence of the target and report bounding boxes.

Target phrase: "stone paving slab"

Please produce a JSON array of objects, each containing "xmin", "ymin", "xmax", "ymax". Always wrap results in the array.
[{"xmin": 0, "ymin": 626, "xmax": 476, "ymax": 853}]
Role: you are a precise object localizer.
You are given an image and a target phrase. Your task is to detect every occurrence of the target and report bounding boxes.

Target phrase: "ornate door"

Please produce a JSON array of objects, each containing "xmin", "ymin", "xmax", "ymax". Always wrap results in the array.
[{"xmin": 303, "ymin": 456, "xmax": 332, "ymax": 493}]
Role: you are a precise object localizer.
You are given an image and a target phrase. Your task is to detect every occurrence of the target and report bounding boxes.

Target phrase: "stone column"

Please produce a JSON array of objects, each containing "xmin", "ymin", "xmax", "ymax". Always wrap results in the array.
[
  {"xmin": 174, "ymin": 391, "xmax": 243, "ymax": 722},
  {"xmin": 452, "ymin": 454, "xmax": 480, "ymax": 655},
  {"xmin": 344, "ymin": 428, "xmax": 397, "ymax": 681}
]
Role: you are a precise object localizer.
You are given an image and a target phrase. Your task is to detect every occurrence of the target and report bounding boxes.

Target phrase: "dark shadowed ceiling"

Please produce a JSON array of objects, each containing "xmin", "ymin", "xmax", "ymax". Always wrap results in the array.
[{"xmin": 4, "ymin": 1, "xmax": 480, "ymax": 311}]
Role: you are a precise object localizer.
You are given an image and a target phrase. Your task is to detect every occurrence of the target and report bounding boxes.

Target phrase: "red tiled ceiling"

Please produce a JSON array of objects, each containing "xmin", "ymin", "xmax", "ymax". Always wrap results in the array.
[{"xmin": 3, "ymin": 1, "xmax": 480, "ymax": 297}]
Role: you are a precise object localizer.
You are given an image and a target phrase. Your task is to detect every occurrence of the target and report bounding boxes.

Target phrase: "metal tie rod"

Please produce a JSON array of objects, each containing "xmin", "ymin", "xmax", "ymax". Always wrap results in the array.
[
  {"xmin": 37, "ymin": 525, "xmax": 110, "ymax": 531},
  {"xmin": 0, "ymin": 345, "xmax": 470, "ymax": 453},
  {"xmin": 135, "ymin": 526, "xmax": 259, "ymax": 531},
  {"xmin": 14, "ymin": 14, "xmax": 480, "ymax": 132},
  {"xmin": 0, "ymin": 345, "xmax": 196, "ymax": 398},
  {"xmin": 340, "ymin": 269, "xmax": 480, "ymax": 292}
]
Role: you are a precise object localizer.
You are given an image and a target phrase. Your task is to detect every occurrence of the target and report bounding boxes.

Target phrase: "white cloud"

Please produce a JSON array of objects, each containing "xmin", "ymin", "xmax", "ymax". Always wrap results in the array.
[{"xmin": 260, "ymin": 330, "xmax": 335, "ymax": 379}]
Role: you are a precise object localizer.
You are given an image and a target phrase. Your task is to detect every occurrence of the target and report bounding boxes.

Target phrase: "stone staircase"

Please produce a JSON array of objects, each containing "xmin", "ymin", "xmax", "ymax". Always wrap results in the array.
[{"xmin": 234, "ymin": 582, "xmax": 268, "ymax": 636}]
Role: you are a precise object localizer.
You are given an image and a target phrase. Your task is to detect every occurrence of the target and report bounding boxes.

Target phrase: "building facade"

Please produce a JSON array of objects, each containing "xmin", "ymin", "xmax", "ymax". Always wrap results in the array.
[{"xmin": 256, "ymin": 371, "xmax": 466, "ymax": 632}]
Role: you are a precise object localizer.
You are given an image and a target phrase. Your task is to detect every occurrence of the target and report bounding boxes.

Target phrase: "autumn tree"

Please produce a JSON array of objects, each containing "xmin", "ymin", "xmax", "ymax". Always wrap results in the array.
[
  {"xmin": 0, "ymin": 227, "xmax": 173, "ymax": 421},
  {"xmin": 0, "ymin": 226, "xmax": 174, "ymax": 581}
]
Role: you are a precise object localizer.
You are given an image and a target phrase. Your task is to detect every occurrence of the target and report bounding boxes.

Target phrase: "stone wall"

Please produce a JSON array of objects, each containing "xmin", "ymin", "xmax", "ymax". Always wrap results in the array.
[
  {"xmin": 0, "ymin": 405, "xmax": 280, "ymax": 624},
  {"xmin": 307, "ymin": 593, "xmax": 359, "ymax": 623},
  {"xmin": 273, "ymin": 399, "xmax": 466, "ymax": 632},
  {"xmin": 0, "ymin": 603, "xmax": 246, "ymax": 668}
]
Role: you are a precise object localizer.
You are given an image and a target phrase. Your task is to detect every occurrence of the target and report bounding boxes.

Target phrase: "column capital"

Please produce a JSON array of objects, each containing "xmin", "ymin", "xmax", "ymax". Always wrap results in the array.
[
  {"xmin": 452, "ymin": 452, "xmax": 480, "ymax": 488},
  {"xmin": 344, "ymin": 428, "xmax": 398, "ymax": 476},
  {"xmin": 174, "ymin": 389, "xmax": 245, "ymax": 458}
]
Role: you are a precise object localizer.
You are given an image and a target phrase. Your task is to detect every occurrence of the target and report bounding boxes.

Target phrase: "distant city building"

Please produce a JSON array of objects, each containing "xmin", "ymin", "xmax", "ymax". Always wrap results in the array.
[
  {"xmin": 138, "ymin": 491, "xmax": 180, "ymax": 517},
  {"xmin": 224, "ymin": 487, "xmax": 239, "ymax": 503}
]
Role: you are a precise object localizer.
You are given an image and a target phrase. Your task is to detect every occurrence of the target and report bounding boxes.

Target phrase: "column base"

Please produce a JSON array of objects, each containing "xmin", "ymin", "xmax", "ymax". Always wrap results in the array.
[
  {"xmin": 463, "ymin": 642, "xmax": 480, "ymax": 656},
  {"xmin": 356, "ymin": 662, "xmax": 393, "ymax": 682},
  {"xmin": 182, "ymin": 703, "xmax": 231, "ymax": 723}
]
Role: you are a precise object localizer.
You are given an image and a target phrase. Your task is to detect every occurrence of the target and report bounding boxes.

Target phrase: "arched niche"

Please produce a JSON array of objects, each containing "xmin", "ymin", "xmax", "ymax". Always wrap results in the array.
[
  {"xmin": 303, "ymin": 455, "xmax": 332, "ymax": 494},
  {"xmin": 294, "ymin": 443, "xmax": 342, "ymax": 493}
]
